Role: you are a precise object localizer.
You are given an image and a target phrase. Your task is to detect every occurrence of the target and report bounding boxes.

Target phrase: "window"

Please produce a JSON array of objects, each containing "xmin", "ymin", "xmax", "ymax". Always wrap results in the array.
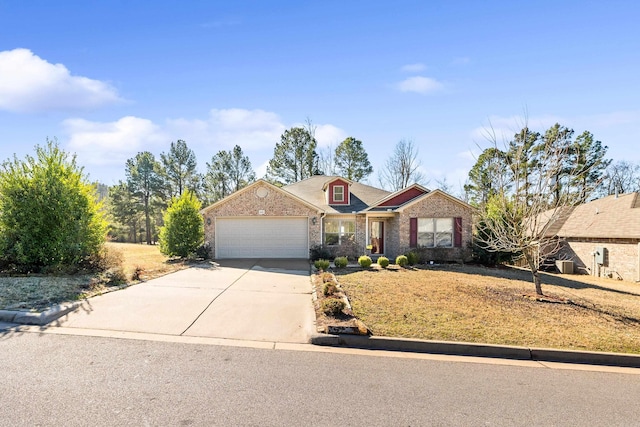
[
  {"xmin": 324, "ymin": 219, "xmax": 355, "ymax": 246},
  {"xmin": 333, "ymin": 185, "xmax": 344, "ymax": 203},
  {"xmin": 417, "ymin": 218, "xmax": 453, "ymax": 248}
]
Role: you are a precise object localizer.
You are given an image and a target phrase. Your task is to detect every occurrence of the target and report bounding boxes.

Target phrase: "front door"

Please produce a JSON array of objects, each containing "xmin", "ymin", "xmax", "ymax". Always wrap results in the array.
[{"xmin": 370, "ymin": 221, "xmax": 384, "ymax": 254}]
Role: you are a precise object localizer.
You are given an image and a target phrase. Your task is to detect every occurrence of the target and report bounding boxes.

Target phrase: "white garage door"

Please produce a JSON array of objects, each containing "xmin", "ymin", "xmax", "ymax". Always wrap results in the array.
[{"xmin": 216, "ymin": 217, "xmax": 309, "ymax": 259}]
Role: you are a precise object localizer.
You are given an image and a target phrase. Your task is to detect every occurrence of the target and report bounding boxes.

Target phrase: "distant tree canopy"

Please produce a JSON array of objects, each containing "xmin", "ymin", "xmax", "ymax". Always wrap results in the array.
[
  {"xmin": 596, "ymin": 160, "xmax": 640, "ymax": 197},
  {"xmin": 267, "ymin": 127, "xmax": 319, "ymax": 185},
  {"xmin": 0, "ymin": 140, "xmax": 106, "ymax": 270},
  {"xmin": 466, "ymin": 123, "xmax": 610, "ymax": 209},
  {"xmin": 204, "ymin": 145, "xmax": 256, "ymax": 203}
]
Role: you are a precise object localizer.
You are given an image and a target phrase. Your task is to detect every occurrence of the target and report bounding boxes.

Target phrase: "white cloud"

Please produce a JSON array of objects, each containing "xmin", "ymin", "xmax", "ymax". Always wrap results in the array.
[
  {"xmin": 0, "ymin": 48, "xmax": 122, "ymax": 113},
  {"xmin": 63, "ymin": 116, "xmax": 166, "ymax": 168},
  {"xmin": 313, "ymin": 124, "xmax": 348, "ymax": 147},
  {"xmin": 166, "ymin": 108, "xmax": 286, "ymax": 151},
  {"xmin": 401, "ymin": 63, "xmax": 426, "ymax": 73},
  {"xmin": 61, "ymin": 108, "xmax": 350, "ymax": 181},
  {"xmin": 397, "ymin": 76, "xmax": 444, "ymax": 94}
]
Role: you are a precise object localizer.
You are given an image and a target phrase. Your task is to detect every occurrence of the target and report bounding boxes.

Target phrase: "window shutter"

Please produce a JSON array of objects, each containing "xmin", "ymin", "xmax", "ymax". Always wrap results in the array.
[
  {"xmin": 409, "ymin": 217, "xmax": 417, "ymax": 248},
  {"xmin": 454, "ymin": 217, "xmax": 462, "ymax": 247}
]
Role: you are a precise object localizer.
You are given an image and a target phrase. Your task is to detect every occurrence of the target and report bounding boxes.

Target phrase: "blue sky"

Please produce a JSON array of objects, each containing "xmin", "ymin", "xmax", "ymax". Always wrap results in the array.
[{"xmin": 1, "ymin": 1, "xmax": 639, "ymax": 193}]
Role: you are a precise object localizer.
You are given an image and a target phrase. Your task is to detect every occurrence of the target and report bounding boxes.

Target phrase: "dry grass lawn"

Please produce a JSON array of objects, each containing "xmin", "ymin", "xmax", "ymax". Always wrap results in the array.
[
  {"xmin": 107, "ymin": 242, "xmax": 186, "ymax": 279},
  {"xmin": 0, "ymin": 242, "xmax": 186, "ymax": 312},
  {"xmin": 336, "ymin": 264, "xmax": 640, "ymax": 354}
]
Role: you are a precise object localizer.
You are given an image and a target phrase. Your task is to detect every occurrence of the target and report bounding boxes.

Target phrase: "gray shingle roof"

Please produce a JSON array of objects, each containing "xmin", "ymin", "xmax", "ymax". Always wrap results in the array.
[
  {"xmin": 555, "ymin": 192, "xmax": 640, "ymax": 239},
  {"xmin": 283, "ymin": 175, "xmax": 391, "ymax": 214}
]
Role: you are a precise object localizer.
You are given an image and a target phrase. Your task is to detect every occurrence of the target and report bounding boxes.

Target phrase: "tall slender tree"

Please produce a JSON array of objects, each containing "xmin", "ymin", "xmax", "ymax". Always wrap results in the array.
[
  {"xmin": 464, "ymin": 147, "xmax": 506, "ymax": 207},
  {"xmin": 108, "ymin": 181, "xmax": 143, "ymax": 242},
  {"xmin": 569, "ymin": 131, "xmax": 610, "ymax": 202},
  {"xmin": 334, "ymin": 137, "xmax": 373, "ymax": 181},
  {"xmin": 160, "ymin": 140, "xmax": 199, "ymax": 197},
  {"xmin": 267, "ymin": 127, "xmax": 319, "ymax": 185},
  {"xmin": 126, "ymin": 151, "xmax": 164, "ymax": 245}
]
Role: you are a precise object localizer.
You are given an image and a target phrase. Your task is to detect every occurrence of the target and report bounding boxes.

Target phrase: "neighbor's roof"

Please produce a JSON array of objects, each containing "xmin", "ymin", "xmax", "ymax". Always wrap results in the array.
[
  {"xmin": 283, "ymin": 175, "xmax": 390, "ymax": 214},
  {"xmin": 555, "ymin": 192, "xmax": 640, "ymax": 239}
]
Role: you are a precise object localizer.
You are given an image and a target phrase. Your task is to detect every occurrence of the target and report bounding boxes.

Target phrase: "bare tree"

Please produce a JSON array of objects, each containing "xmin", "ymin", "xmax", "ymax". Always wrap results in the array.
[
  {"xmin": 475, "ymin": 126, "xmax": 591, "ymax": 296},
  {"xmin": 317, "ymin": 143, "xmax": 336, "ymax": 176},
  {"xmin": 596, "ymin": 160, "xmax": 640, "ymax": 196},
  {"xmin": 378, "ymin": 139, "xmax": 426, "ymax": 191}
]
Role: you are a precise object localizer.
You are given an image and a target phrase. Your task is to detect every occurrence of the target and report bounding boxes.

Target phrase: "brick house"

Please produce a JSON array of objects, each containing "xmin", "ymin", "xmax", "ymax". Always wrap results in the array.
[
  {"xmin": 551, "ymin": 192, "xmax": 640, "ymax": 282},
  {"xmin": 201, "ymin": 175, "xmax": 473, "ymax": 261}
]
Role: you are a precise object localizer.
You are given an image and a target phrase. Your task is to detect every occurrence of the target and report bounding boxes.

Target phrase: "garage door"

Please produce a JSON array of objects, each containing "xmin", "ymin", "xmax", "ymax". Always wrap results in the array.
[{"xmin": 216, "ymin": 217, "xmax": 309, "ymax": 259}]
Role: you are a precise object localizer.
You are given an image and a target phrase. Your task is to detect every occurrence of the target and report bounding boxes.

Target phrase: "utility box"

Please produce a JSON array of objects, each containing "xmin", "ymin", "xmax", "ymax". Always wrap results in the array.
[
  {"xmin": 556, "ymin": 260, "xmax": 574, "ymax": 274},
  {"xmin": 595, "ymin": 247, "xmax": 606, "ymax": 265}
]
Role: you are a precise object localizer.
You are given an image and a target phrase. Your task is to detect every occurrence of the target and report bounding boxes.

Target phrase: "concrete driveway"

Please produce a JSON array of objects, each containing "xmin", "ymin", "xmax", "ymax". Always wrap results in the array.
[{"xmin": 54, "ymin": 259, "xmax": 316, "ymax": 343}]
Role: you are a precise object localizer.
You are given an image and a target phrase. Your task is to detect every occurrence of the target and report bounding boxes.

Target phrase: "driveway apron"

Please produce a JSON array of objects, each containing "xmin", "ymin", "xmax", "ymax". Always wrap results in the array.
[{"xmin": 55, "ymin": 259, "xmax": 315, "ymax": 343}]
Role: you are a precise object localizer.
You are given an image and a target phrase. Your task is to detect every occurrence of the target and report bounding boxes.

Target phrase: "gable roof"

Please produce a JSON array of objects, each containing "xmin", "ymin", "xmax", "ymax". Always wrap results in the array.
[
  {"xmin": 321, "ymin": 177, "xmax": 352, "ymax": 190},
  {"xmin": 284, "ymin": 175, "xmax": 390, "ymax": 214},
  {"xmin": 365, "ymin": 183, "xmax": 430, "ymax": 211},
  {"xmin": 554, "ymin": 192, "xmax": 640, "ymax": 239},
  {"xmin": 395, "ymin": 189, "xmax": 474, "ymax": 212},
  {"xmin": 201, "ymin": 179, "xmax": 322, "ymax": 214}
]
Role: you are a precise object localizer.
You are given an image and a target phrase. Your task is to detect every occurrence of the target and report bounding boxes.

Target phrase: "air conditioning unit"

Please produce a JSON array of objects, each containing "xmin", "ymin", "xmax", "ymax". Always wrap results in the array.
[{"xmin": 555, "ymin": 260, "xmax": 574, "ymax": 274}]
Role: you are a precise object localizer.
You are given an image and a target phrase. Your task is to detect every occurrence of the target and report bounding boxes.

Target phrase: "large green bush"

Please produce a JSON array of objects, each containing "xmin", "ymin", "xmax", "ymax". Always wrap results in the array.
[
  {"xmin": 159, "ymin": 190, "xmax": 204, "ymax": 258},
  {"xmin": 0, "ymin": 141, "xmax": 107, "ymax": 271}
]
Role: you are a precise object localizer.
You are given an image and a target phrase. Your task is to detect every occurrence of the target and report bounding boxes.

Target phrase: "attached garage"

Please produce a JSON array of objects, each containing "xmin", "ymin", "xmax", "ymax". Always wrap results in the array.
[{"xmin": 215, "ymin": 217, "xmax": 309, "ymax": 259}]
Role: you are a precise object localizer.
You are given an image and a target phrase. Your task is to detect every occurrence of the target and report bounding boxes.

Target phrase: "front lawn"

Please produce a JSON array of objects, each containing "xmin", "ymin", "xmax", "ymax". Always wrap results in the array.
[
  {"xmin": 336, "ymin": 265, "xmax": 640, "ymax": 354},
  {"xmin": 0, "ymin": 242, "xmax": 187, "ymax": 312}
]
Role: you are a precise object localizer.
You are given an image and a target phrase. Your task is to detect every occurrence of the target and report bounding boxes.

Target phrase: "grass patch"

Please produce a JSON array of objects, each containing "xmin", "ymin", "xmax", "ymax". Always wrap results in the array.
[
  {"xmin": 337, "ymin": 264, "xmax": 640, "ymax": 354},
  {"xmin": 0, "ymin": 242, "xmax": 187, "ymax": 312},
  {"xmin": 107, "ymin": 242, "xmax": 186, "ymax": 280}
]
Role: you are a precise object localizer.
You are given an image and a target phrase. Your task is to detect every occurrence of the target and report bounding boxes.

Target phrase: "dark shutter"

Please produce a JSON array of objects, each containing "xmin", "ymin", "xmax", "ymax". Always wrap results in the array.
[
  {"xmin": 409, "ymin": 217, "xmax": 418, "ymax": 248},
  {"xmin": 454, "ymin": 217, "xmax": 462, "ymax": 247}
]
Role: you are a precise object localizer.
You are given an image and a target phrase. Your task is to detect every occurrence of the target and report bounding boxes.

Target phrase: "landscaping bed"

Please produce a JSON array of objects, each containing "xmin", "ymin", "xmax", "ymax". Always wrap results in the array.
[
  {"xmin": 334, "ymin": 264, "xmax": 640, "ymax": 354},
  {"xmin": 311, "ymin": 269, "xmax": 369, "ymax": 335}
]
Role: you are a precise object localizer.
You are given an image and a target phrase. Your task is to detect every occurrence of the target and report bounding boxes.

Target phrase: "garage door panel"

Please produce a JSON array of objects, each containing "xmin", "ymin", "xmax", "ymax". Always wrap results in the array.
[{"xmin": 216, "ymin": 217, "xmax": 308, "ymax": 259}]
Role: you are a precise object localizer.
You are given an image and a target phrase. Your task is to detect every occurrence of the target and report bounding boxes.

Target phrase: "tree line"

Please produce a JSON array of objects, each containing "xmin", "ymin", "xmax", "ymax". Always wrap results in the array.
[
  {"xmin": 466, "ymin": 122, "xmax": 640, "ymax": 295},
  {"xmin": 106, "ymin": 123, "xmax": 400, "ymax": 244},
  {"xmin": 0, "ymin": 120, "xmax": 637, "ymax": 276}
]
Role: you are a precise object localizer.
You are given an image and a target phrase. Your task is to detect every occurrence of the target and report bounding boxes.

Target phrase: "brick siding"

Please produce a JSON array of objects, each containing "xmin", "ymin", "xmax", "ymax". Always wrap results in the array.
[
  {"xmin": 398, "ymin": 193, "xmax": 473, "ymax": 262},
  {"xmin": 560, "ymin": 238, "xmax": 640, "ymax": 282},
  {"xmin": 202, "ymin": 182, "xmax": 321, "ymax": 259}
]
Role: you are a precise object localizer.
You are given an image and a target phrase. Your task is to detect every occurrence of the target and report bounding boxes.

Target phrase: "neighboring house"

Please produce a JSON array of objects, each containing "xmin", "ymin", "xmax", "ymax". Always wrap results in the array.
[
  {"xmin": 201, "ymin": 175, "xmax": 473, "ymax": 262},
  {"xmin": 549, "ymin": 192, "xmax": 640, "ymax": 282}
]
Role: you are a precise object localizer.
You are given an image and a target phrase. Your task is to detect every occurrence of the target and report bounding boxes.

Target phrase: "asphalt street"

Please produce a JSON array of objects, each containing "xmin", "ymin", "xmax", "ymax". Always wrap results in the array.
[{"xmin": 1, "ymin": 330, "xmax": 639, "ymax": 426}]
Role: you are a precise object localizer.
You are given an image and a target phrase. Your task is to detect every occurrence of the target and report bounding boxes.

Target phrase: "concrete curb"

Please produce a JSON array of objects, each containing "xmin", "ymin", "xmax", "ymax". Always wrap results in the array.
[
  {"xmin": 310, "ymin": 333, "xmax": 640, "ymax": 368},
  {"xmin": 1, "ymin": 302, "xmax": 82, "ymax": 326}
]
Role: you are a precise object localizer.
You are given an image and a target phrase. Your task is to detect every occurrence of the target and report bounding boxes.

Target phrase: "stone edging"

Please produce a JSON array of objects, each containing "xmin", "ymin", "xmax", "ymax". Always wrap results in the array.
[{"xmin": 310, "ymin": 333, "xmax": 640, "ymax": 368}]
